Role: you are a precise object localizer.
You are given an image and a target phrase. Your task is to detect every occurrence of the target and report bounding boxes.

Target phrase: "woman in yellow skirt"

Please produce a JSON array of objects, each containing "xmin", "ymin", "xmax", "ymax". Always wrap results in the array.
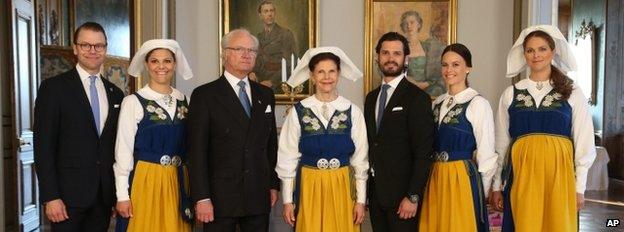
[
  {"xmin": 490, "ymin": 25, "xmax": 596, "ymax": 232},
  {"xmin": 113, "ymin": 39, "xmax": 194, "ymax": 231},
  {"xmin": 276, "ymin": 47, "xmax": 369, "ymax": 231},
  {"xmin": 419, "ymin": 43, "xmax": 497, "ymax": 232}
]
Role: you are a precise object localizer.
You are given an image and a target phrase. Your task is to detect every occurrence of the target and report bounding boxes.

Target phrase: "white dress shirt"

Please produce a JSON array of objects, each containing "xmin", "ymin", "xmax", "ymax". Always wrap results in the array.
[
  {"xmin": 224, "ymin": 71, "xmax": 252, "ymax": 105},
  {"xmin": 432, "ymin": 88, "xmax": 498, "ymax": 196},
  {"xmin": 375, "ymin": 74, "xmax": 405, "ymax": 121},
  {"xmin": 276, "ymin": 95, "xmax": 370, "ymax": 204},
  {"xmin": 113, "ymin": 85, "xmax": 186, "ymax": 201},
  {"xmin": 76, "ymin": 64, "xmax": 108, "ymax": 133},
  {"xmin": 493, "ymin": 78, "xmax": 596, "ymax": 193}
]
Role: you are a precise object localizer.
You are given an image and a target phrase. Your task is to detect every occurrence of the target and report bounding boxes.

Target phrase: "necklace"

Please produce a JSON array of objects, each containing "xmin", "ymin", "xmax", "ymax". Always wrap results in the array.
[{"xmin": 536, "ymin": 81, "xmax": 544, "ymax": 90}]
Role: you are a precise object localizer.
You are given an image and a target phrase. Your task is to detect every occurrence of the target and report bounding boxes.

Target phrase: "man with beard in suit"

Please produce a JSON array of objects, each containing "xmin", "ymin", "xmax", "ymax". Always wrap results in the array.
[
  {"xmin": 34, "ymin": 22, "xmax": 124, "ymax": 231},
  {"xmin": 188, "ymin": 28, "xmax": 279, "ymax": 232},
  {"xmin": 253, "ymin": 0, "xmax": 297, "ymax": 92},
  {"xmin": 364, "ymin": 32, "xmax": 435, "ymax": 231}
]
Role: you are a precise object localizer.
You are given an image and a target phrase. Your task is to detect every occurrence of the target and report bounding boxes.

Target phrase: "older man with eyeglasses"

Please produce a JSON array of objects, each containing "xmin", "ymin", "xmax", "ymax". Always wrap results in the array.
[
  {"xmin": 188, "ymin": 28, "xmax": 279, "ymax": 232},
  {"xmin": 34, "ymin": 21, "xmax": 124, "ymax": 231}
]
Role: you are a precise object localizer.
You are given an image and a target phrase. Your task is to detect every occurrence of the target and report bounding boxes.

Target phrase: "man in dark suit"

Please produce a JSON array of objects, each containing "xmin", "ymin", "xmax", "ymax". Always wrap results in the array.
[
  {"xmin": 34, "ymin": 22, "xmax": 124, "ymax": 231},
  {"xmin": 364, "ymin": 32, "xmax": 435, "ymax": 231},
  {"xmin": 188, "ymin": 28, "xmax": 279, "ymax": 232}
]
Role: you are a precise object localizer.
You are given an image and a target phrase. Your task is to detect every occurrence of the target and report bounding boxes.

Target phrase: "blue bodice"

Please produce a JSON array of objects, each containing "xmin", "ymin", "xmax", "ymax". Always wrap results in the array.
[
  {"xmin": 508, "ymin": 87, "xmax": 572, "ymax": 139},
  {"xmin": 294, "ymin": 103, "xmax": 354, "ymax": 166},
  {"xmin": 134, "ymin": 94, "xmax": 188, "ymax": 163},
  {"xmin": 433, "ymin": 99, "xmax": 476, "ymax": 160}
]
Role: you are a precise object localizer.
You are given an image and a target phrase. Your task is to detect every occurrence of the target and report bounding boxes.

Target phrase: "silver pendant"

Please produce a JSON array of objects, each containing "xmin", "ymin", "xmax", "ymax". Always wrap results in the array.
[
  {"xmin": 536, "ymin": 82, "xmax": 544, "ymax": 90},
  {"xmin": 446, "ymin": 97, "xmax": 454, "ymax": 108}
]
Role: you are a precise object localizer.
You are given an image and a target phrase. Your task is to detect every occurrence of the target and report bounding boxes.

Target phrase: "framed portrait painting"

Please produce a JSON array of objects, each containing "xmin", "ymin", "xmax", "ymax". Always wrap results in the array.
[
  {"xmin": 364, "ymin": 0, "xmax": 457, "ymax": 98},
  {"xmin": 220, "ymin": 0, "xmax": 318, "ymax": 104}
]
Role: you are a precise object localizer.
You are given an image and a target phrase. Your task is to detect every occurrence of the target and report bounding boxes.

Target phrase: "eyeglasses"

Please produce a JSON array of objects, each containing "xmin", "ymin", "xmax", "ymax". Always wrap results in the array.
[
  {"xmin": 75, "ymin": 42, "xmax": 107, "ymax": 52},
  {"xmin": 226, "ymin": 47, "xmax": 258, "ymax": 56}
]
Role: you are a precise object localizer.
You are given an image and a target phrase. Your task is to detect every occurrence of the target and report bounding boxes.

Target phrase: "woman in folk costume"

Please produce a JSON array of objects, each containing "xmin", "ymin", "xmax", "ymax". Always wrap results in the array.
[
  {"xmin": 276, "ymin": 47, "xmax": 369, "ymax": 231},
  {"xmin": 489, "ymin": 25, "xmax": 596, "ymax": 232},
  {"xmin": 114, "ymin": 39, "xmax": 194, "ymax": 231},
  {"xmin": 419, "ymin": 43, "xmax": 497, "ymax": 232}
]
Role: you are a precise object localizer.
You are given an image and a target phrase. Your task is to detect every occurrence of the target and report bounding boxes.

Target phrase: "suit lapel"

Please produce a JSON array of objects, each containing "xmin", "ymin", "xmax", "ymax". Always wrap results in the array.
[
  {"xmin": 366, "ymin": 87, "xmax": 380, "ymax": 138},
  {"xmin": 67, "ymin": 69, "xmax": 99, "ymax": 135},
  {"xmin": 100, "ymin": 77, "xmax": 117, "ymax": 136},
  {"xmin": 214, "ymin": 76, "xmax": 250, "ymax": 129},
  {"xmin": 378, "ymin": 78, "xmax": 409, "ymax": 135},
  {"xmin": 247, "ymin": 82, "xmax": 267, "ymax": 142},
  {"xmin": 249, "ymin": 82, "xmax": 265, "ymax": 120}
]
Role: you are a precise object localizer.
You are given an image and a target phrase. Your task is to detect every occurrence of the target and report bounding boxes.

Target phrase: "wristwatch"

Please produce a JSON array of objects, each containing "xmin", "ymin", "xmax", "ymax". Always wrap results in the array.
[{"xmin": 408, "ymin": 194, "xmax": 420, "ymax": 204}]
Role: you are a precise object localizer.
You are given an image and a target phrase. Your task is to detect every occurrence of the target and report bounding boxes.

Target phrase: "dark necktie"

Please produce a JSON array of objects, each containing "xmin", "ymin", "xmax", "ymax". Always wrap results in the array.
[{"xmin": 377, "ymin": 84, "xmax": 390, "ymax": 131}]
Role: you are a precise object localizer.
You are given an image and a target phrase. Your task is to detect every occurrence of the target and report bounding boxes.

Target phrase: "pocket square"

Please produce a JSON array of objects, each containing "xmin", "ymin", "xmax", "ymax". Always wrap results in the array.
[
  {"xmin": 114, "ymin": 104, "xmax": 120, "ymax": 108},
  {"xmin": 265, "ymin": 105, "xmax": 272, "ymax": 113},
  {"xmin": 392, "ymin": 106, "xmax": 403, "ymax": 112}
]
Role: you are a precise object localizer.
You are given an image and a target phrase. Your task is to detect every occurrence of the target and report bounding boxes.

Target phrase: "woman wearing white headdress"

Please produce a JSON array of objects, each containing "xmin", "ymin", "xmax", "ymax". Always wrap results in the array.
[
  {"xmin": 489, "ymin": 25, "xmax": 596, "ymax": 232},
  {"xmin": 276, "ymin": 47, "xmax": 369, "ymax": 231},
  {"xmin": 113, "ymin": 39, "xmax": 194, "ymax": 231}
]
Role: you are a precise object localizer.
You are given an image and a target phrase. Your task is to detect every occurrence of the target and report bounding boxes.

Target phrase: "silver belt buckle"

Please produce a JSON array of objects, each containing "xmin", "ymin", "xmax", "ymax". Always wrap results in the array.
[
  {"xmin": 435, "ymin": 151, "xmax": 449, "ymax": 162},
  {"xmin": 171, "ymin": 155, "xmax": 182, "ymax": 167},
  {"xmin": 316, "ymin": 158, "xmax": 329, "ymax": 169},
  {"xmin": 329, "ymin": 158, "xmax": 340, "ymax": 169},
  {"xmin": 160, "ymin": 155, "xmax": 172, "ymax": 165}
]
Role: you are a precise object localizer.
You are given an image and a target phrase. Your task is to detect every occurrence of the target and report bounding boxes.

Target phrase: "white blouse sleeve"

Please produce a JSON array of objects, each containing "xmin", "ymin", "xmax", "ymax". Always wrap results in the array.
[
  {"xmin": 492, "ymin": 86, "xmax": 514, "ymax": 192},
  {"xmin": 276, "ymin": 108, "xmax": 303, "ymax": 204},
  {"xmin": 466, "ymin": 96, "xmax": 497, "ymax": 196},
  {"xmin": 113, "ymin": 95, "xmax": 143, "ymax": 201},
  {"xmin": 568, "ymin": 88, "xmax": 597, "ymax": 194},
  {"xmin": 349, "ymin": 105, "xmax": 370, "ymax": 204}
]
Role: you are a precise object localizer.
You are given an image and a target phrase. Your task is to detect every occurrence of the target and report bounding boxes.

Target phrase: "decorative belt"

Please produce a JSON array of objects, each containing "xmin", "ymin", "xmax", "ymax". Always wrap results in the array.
[
  {"xmin": 301, "ymin": 157, "xmax": 349, "ymax": 170},
  {"xmin": 138, "ymin": 154, "xmax": 183, "ymax": 167},
  {"xmin": 431, "ymin": 150, "xmax": 473, "ymax": 162}
]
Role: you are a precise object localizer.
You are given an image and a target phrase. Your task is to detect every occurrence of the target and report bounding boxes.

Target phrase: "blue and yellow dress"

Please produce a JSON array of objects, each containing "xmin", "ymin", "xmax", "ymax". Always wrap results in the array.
[
  {"xmin": 276, "ymin": 96, "xmax": 369, "ymax": 232},
  {"xmin": 493, "ymin": 79, "xmax": 596, "ymax": 232},
  {"xmin": 420, "ymin": 88, "xmax": 496, "ymax": 232},
  {"xmin": 113, "ymin": 86, "xmax": 191, "ymax": 232}
]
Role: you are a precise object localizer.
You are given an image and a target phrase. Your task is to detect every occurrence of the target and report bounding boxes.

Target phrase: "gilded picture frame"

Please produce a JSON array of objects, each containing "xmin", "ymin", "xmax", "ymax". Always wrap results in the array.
[
  {"xmin": 220, "ymin": 0, "xmax": 318, "ymax": 104},
  {"xmin": 364, "ymin": 0, "xmax": 457, "ymax": 97}
]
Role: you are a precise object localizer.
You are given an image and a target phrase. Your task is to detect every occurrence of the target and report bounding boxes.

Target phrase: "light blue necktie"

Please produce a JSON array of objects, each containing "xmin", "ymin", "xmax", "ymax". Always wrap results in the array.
[
  {"xmin": 376, "ymin": 84, "xmax": 390, "ymax": 131},
  {"xmin": 238, "ymin": 81, "xmax": 252, "ymax": 117},
  {"xmin": 89, "ymin": 76, "xmax": 100, "ymax": 135}
]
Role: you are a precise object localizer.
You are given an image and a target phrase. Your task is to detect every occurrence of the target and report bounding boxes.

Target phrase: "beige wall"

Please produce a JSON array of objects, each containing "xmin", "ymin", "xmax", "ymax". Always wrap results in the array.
[{"xmin": 176, "ymin": 0, "xmax": 514, "ymax": 113}]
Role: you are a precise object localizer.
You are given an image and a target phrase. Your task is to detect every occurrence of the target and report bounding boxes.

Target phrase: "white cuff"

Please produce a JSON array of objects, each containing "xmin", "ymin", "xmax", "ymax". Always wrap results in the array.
[{"xmin": 281, "ymin": 178, "xmax": 294, "ymax": 204}]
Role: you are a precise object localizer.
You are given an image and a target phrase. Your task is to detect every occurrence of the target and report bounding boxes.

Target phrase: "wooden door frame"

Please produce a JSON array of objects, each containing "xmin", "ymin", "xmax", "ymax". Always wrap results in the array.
[
  {"xmin": 0, "ymin": 0, "xmax": 7, "ymax": 228},
  {"xmin": 1, "ymin": 0, "xmax": 10, "ymax": 229}
]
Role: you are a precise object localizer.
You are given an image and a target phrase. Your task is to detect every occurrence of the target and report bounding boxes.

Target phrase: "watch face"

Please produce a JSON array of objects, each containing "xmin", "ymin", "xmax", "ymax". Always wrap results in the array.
[{"xmin": 409, "ymin": 195, "xmax": 419, "ymax": 203}]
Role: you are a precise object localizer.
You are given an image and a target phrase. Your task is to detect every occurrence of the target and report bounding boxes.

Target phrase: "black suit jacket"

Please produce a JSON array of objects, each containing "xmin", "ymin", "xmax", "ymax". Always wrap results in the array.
[
  {"xmin": 34, "ymin": 68, "xmax": 124, "ymax": 208},
  {"xmin": 364, "ymin": 78, "xmax": 435, "ymax": 208},
  {"xmin": 188, "ymin": 76, "xmax": 279, "ymax": 217}
]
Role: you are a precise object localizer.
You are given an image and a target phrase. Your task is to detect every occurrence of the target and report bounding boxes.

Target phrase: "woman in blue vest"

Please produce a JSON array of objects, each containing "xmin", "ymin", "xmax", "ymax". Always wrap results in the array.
[
  {"xmin": 113, "ymin": 39, "xmax": 194, "ymax": 231},
  {"xmin": 490, "ymin": 25, "xmax": 596, "ymax": 232},
  {"xmin": 419, "ymin": 43, "xmax": 497, "ymax": 232},
  {"xmin": 276, "ymin": 47, "xmax": 369, "ymax": 231}
]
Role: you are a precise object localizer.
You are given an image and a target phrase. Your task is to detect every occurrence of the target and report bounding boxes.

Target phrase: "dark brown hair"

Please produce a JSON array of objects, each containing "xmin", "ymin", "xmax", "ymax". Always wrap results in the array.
[
  {"xmin": 523, "ymin": 30, "xmax": 573, "ymax": 99},
  {"xmin": 73, "ymin": 22, "xmax": 107, "ymax": 44},
  {"xmin": 144, "ymin": 48, "xmax": 176, "ymax": 62},
  {"xmin": 375, "ymin": 32, "xmax": 410, "ymax": 56},
  {"xmin": 308, "ymin": 52, "xmax": 340, "ymax": 72}
]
